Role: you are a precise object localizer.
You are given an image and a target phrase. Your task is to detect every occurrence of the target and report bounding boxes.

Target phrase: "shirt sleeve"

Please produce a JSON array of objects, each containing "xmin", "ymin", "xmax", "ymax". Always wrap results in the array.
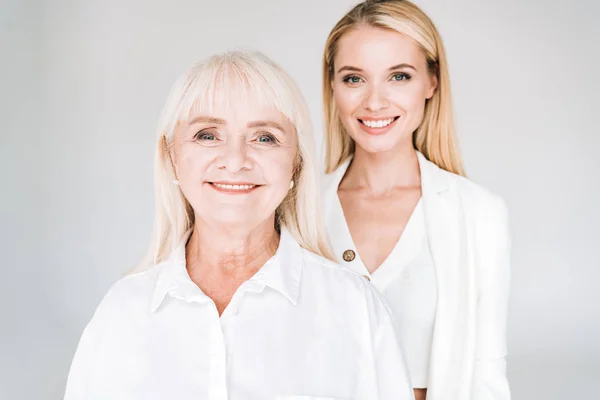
[
  {"xmin": 63, "ymin": 283, "xmax": 117, "ymax": 400},
  {"xmin": 63, "ymin": 318, "xmax": 99, "ymax": 399}
]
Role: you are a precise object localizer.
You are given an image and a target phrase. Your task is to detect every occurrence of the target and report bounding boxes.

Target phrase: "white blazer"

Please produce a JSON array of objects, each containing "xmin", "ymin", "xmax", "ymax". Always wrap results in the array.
[{"xmin": 322, "ymin": 152, "xmax": 511, "ymax": 400}]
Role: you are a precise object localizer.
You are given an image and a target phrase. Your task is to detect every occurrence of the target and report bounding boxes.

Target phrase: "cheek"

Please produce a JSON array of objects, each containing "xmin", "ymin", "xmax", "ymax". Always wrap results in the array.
[
  {"xmin": 261, "ymin": 151, "xmax": 295, "ymax": 186},
  {"xmin": 176, "ymin": 146, "xmax": 212, "ymax": 176},
  {"xmin": 390, "ymin": 84, "xmax": 429, "ymax": 115},
  {"xmin": 251, "ymin": 146, "xmax": 296, "ymax": 200},
  {"xmin": 174, "ymin": 147, "xmax": 215, "ymax": 202},
  {"xmin": 333, "ymin": 86, "xmax": 362, "ymax": 117}
]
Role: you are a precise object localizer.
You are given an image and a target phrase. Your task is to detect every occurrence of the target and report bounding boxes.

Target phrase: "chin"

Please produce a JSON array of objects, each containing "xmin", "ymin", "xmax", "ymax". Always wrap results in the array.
[
  {"xmin": 207, "ymin": 216, "xmax": 262, "ymax": 232},
  {"xmin": 353, "ymin": 136, "xmax": 402, "ymax": 154}
]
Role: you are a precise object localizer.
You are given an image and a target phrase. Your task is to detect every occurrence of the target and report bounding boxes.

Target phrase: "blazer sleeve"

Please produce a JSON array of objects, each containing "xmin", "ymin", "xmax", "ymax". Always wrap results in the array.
[{"xmin": 472, "ymin": 196, "xmax": 512, "ymax": 400}]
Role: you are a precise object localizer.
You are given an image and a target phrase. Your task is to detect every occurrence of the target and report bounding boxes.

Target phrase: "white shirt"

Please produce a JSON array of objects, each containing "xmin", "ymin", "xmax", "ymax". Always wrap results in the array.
[
  {"xmin": 323, "ymin": 152, "xmax": 512, "ymax": 400},
  {"xmin": 325, "ymin": 187, "xmax": 437, "ymax": 388},
  {"xmin": 64, "ymin": 228, "xmax": 414, "ymax": 400}
]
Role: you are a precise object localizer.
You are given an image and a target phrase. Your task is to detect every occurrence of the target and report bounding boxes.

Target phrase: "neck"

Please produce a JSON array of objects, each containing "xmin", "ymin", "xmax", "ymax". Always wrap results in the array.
[
  {"xmin": 186, "ymin": 217, "xmax": 280, "ymax": 277},
  {"xmin": 342, "ymin": 141, "xmax": 421, "ymax": 195}
]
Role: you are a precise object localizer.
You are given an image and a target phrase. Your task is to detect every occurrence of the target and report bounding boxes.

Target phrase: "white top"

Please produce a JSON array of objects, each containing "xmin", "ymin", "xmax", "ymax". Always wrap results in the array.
[
  {"xmin": 323, "ymin": 159, "xmax": 438, "ymax": 389},
  {"xmin": 325, "ymin": 152, "xmax": 511, "ymax": 400},
  {"xmin": 64, "ymin": 228, "xmax": 414, "ymax": 400}
]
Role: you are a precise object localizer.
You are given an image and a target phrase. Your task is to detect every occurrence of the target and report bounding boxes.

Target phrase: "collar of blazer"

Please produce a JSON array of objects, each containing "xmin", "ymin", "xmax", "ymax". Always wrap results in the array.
[{"xmin": 417, "ymin": 151, "xmax": 452, "ymax": 196}]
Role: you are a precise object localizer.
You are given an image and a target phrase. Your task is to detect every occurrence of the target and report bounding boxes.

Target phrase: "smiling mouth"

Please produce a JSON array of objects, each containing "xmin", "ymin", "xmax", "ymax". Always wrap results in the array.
[
  {"xmin": 208, "ymin": 182, "xmax": 260, "ymax": 193},
  {"xmin": 358, "ymin": 116, "xmax": 400, "ymax": 128}
]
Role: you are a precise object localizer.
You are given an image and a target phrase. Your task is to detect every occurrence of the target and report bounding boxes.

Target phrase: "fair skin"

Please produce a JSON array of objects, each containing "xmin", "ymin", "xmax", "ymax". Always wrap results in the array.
[
  {"xmin": 170, "ymin": 100, "xmax": 297, "ymax": 316},
  {"xmin": 331, "ymin": 25, "xmax": 438, "ymax": 399}
]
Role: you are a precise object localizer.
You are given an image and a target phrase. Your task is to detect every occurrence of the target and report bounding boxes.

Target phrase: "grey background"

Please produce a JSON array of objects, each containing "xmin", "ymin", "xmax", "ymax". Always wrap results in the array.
[{"xmin": 1, "ymin": 0, "xmax": 599, "ymax": 398}]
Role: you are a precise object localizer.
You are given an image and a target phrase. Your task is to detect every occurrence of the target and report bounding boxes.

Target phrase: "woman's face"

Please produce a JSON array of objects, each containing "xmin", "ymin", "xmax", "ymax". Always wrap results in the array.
[
  {"xmin": 331, "ymin": 26, "xmax": 438, "ymax": 154},
  {"xmin": 171, "ymin": 101, "xmax": 297, "ymax": 230}
]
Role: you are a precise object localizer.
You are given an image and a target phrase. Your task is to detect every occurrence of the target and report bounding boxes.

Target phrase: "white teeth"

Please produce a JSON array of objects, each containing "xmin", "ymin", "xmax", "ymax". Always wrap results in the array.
[
  {"xmin": 213, "ymin": 183, "xmax": 255, "ymax": 190},
  {"xmin": 362, "ymin": 118, "xmax": 395, "ymax": 128}
]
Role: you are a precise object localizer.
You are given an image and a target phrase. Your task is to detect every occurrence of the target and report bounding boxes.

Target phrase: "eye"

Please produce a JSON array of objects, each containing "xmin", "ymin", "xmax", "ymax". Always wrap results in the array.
[
  {"xmin": 256, "ymin": 133, "xmax": 278, "ymax": 144},
  {"xmin": 194, "ymin": 130, "xmax": 217, "ymax": 140},
  {"xmin": 391, "ymin": 72, "xmax": 411, "ymax": 82},
  {"xmin": 342, "ymin": 75, "xmax": 363, "ymax": 84}
]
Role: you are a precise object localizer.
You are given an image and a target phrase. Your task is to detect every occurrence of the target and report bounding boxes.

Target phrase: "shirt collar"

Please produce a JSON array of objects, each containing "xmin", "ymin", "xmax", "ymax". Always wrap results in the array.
[
  {"xmin": 250, "ymin": 227, "xmax": 303, "ymax": 305},
  {"xmin": 149, "ymin": 227, "xmax": 303, "ymax": 312}
]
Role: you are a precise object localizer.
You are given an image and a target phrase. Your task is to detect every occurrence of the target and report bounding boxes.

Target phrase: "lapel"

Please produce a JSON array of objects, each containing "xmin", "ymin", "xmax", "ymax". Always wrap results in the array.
[
  {"xmin": 418, "ymin": 152, "xmax": 474, "ymax": 400},
  {"xmin": 322, "ymin": 158, "xmax": 362, "ymax": 269}
]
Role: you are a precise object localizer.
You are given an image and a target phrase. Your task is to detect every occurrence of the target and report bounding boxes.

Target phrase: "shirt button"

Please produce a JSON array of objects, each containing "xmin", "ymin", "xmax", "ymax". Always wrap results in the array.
[
  {"xmin": 342, "ymin": 249, "xmax": 355, "ymax": 262},
  {"xmin": 362, "ymin": 275, "xmax": 371, "ymax": 281}
]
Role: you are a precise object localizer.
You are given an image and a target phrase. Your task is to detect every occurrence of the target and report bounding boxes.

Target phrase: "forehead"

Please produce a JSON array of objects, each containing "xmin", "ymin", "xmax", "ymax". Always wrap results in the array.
[
  {"xmin": 187, "ymin": 102, "xmax": 291, "ymax": 129},
  {"xmin": 178, "ymin": 64, "xmax": 294, "ymax": 130},
  {"xmin": 335, "ymin": 26, "xmax": 426, "ymax": 70}
]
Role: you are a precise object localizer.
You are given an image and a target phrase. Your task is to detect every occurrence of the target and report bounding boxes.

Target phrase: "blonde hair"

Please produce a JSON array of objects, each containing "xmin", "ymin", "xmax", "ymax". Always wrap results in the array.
[
  {"xmin": 323, "ymin": 0, "xmax": 465, "ymax": 175},
  {"xmin": 135, "ymin": 50, "xmax": 334, "ymax": 272}
]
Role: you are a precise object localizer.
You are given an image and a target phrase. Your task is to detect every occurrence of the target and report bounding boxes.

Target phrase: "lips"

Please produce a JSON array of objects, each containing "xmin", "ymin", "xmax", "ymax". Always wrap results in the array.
[
  {"xmin": 358, "ymin": 117, "xmax": 399, "ymax": 128},
  {"xmin": 212, "ymin": 183, "xmax": 256, "ymax": 190},
  {"xmin": 208, "ymin": 182, "xmax": 260, "ymax": 194},
  {"xmin": 357, "ymin": 116, "xmax": 400, "ymax": 135}
]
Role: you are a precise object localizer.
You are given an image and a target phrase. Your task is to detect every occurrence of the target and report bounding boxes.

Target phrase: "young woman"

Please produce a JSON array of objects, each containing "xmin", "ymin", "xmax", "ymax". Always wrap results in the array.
[{"xmin": 321, "ymin": 1, "xmax": 511, "ymax": 399}]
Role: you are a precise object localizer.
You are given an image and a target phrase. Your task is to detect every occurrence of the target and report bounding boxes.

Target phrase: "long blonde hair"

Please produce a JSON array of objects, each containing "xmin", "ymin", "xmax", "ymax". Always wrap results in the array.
[
  {"xmin": 323, "ymin": 0, "xmax": 465, "ymax": 176},
  {"xmin": 135, "ymin": 51, "xmax": 334, "ymax": 272}
]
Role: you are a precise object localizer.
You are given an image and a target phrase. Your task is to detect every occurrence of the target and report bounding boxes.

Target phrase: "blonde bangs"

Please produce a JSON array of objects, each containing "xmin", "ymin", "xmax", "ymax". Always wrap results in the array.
[{"xmin": 162, "ymin": 52, "xmax": 299, "ymax": 142}]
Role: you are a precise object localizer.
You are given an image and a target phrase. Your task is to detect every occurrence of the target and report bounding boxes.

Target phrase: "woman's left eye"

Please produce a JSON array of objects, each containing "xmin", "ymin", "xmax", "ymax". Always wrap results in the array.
[
  {"xmin": 391, "ymin": 73, "xmax": 411, "ymax": 81},
  {"xmin": 257, "ymin": 134, "xmax": 277, "ymax": 144}
]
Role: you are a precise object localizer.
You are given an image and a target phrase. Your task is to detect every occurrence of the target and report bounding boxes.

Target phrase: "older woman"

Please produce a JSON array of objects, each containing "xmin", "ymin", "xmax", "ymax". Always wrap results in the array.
[{"xmin": 64, "ymin": 51, "xmax": 414, "ymax": 400}]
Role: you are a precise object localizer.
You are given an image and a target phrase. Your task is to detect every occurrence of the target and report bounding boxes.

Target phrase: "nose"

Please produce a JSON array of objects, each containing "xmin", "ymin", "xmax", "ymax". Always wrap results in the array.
[
  {"xmin": 362, "ymin": 84, "xmax": 390, "ymax": 112},
  {"xmin": 216, "ymin": 137, "xmax": 253, "ymax": 173}
]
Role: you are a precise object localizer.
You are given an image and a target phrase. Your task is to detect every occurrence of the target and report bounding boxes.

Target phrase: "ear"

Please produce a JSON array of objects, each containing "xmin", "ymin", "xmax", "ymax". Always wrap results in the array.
[
  {"xmin": 165, "ymin": 136, "xmax": 179, "ymax": 182},
  {"xmin": 163, "ymin": 133, "xmax": 178, "ymax": 168},
  {"xmin": 169, "ymin": 148, "xmax": 177, "ymax": 167},
  {"xmin": 426, "ymin": 74, "xmax": 438, "ymax": 100},
  {"xmin": 292, "ymin": 152, "xmax": 301, "ymax": 177}
]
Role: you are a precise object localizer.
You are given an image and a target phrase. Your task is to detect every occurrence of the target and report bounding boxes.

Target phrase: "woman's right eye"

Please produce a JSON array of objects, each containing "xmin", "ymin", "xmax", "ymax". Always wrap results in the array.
[
  {"xmin": 342, "ymin": 75, "xmax": 363, "ymax": 84},
  {"xmin": 195, "ymin": 131, "xmax": 216, "ymax": 140}
]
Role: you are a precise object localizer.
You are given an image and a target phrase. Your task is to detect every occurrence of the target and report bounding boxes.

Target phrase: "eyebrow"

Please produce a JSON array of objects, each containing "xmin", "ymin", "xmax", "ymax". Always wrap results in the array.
[
  {"xmin": 337, "ymin": 63, "xmax": 417, "ymax": 73},
  {"xmin": 189, "ymin": 117, "xmax": 285, "ymax": 133},
  {"xmin": 189, "ymin": 116, "xmax": 227, "ymax": 125},
  {"xmin": 247, "ymin": 120, "xmax": 286, "ymax": 132}
]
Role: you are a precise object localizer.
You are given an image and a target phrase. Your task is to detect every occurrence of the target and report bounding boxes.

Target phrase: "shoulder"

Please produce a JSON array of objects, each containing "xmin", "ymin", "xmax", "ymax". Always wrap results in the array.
[
  {"xmin": 437, "ymin": 167, "xmax": 508, "ymax": 219},
  {"xmin": 321, "ymin": 159, "xmax": 351, "ymax": 209},
  {"xmin": 417, "ymin": 152, "xmax": 507, "ymax": 219},
  {"xmin": 86, "ymin": 267, "xmax": 160, "ymax": 329},
  {"xmin": 448, "ymin": 168, "xmax": 504, "ymax": 204},
  {"xmin": 320, "ymin": 173, "xmax": 339, "ymax": 220},
  {"xmin": 69, "ymin": 266, "xmax": 160, "ymax": 364},
  {"xmin": 435, "ymin": 168, "xmax": 511, "ymax": 257},
  {"xmin": 300, "ymin": 250, "xmax": 393, "ymax": 320},
  {"xmin": 302, "ymin": 249, "xmax": 362, "ymax": 280},
  {"xmin": 104, "ymin": 267, "xmax": 158, "ymax": 305},
  {"xmin": 322, "ymin": 169, "xmax": 341, "ymax": 194}
]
